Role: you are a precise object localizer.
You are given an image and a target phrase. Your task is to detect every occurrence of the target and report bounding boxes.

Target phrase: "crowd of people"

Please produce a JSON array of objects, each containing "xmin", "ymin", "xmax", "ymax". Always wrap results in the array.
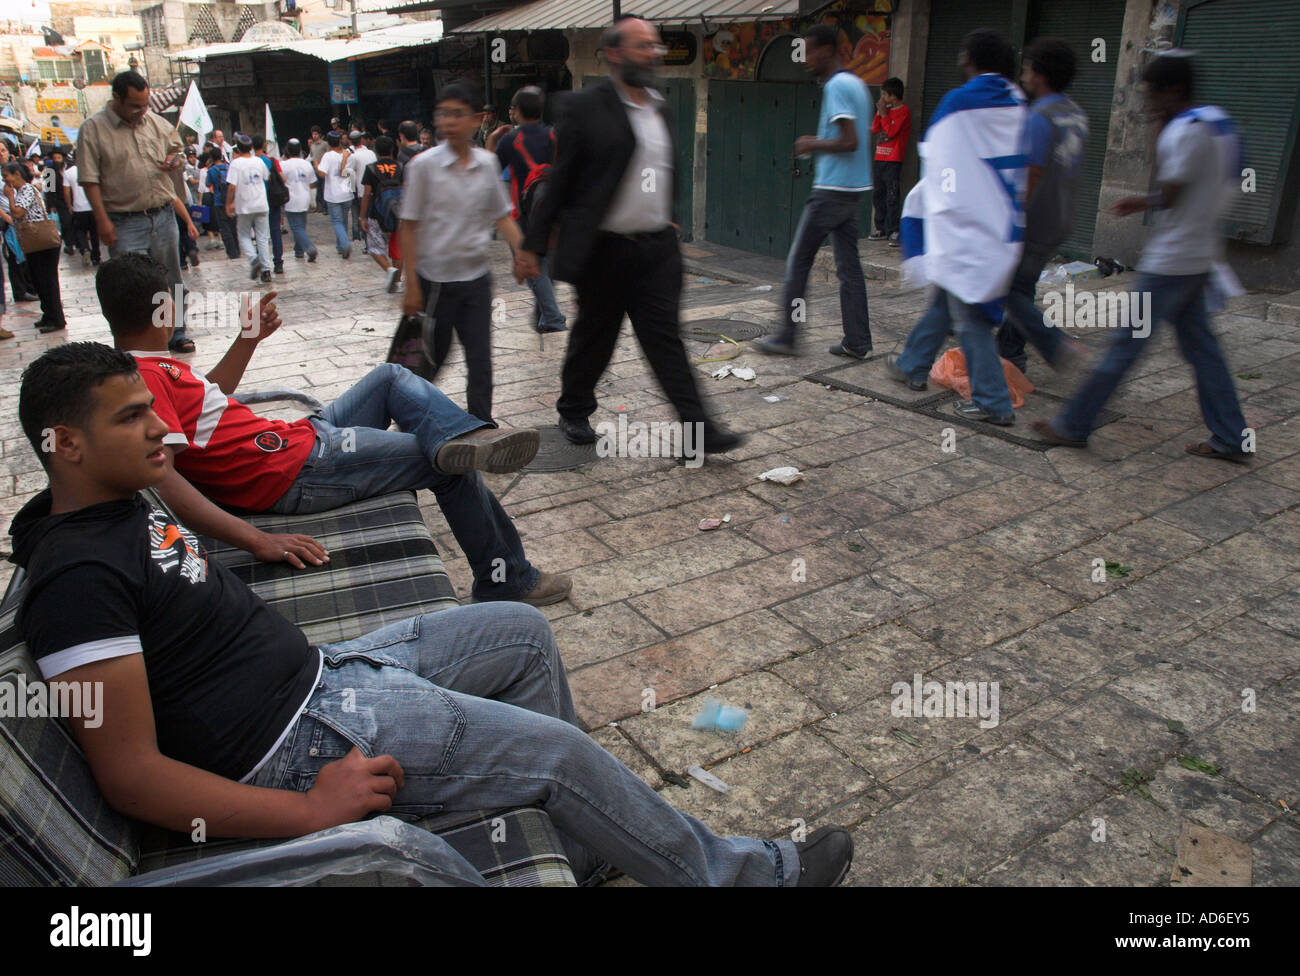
[{"xmin": 1, "ymin": 16, "xmax": 1256, "ymax": 886}]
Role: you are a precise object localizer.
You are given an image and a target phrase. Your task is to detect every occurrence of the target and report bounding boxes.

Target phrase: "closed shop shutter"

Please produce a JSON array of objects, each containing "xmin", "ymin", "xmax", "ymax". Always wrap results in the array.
[
  {"xmin": 1027, "ymin": 0, "xmax": 1127, "ymax": 258},
  {"xmin": 920, "ymin": 0, "xmax": 1014, "ymax": 136},
  {"xmin": 1178, "ymin": 0, "xmax": 1300, "ymax": 243}
]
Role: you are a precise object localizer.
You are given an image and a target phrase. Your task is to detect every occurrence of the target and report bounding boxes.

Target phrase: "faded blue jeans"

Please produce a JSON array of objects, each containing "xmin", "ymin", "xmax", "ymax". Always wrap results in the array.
[
  {"xmin": 527, "ymin": 255, "xmax": 566, "ymax": 331},
  {"xmin": 248, "ymin": 602, "xmax": 800, "ymax": 886},
  {"xmin": 1056, "ymin": 272, "xmax": 1248, "ymax": 452},
  {"xmin": 778, "ymin": 189, "xmax": 872, "ymax": 353},
  {"xmin": 896, "ymin": 288, "xmax": 1014, "ymax": 415},
  {"xmin": 108, "ymin": 207, "xmax": 187, "ymax": 340},
  {"xmin": 268, "ymin": 363, "xmax": 539, "ymax": 600},
  {"xmin": 326, "ymin": 200, "xmax": 351, "ymax": 254},
  {"xmin": 285, "ymin": 210, "xmax": 317, "ymax": 258}
]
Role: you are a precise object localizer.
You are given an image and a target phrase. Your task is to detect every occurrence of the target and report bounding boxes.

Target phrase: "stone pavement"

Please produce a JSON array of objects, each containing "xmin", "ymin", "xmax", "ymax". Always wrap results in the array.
[{"xmin": 1, "ymin": 215, "xmax": 1296, "ymax": 886}]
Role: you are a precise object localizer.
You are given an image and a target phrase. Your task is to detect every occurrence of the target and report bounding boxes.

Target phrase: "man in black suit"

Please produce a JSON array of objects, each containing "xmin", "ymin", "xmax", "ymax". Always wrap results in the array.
[{"xmin": 517, "ymin": 16, "xmax": 743, "ymax": 454}]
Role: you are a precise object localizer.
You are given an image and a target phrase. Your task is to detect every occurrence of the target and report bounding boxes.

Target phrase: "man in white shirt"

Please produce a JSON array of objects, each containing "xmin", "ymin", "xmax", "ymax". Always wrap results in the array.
[
  {"xmin": 211, "ymin": 129, "xmax": 233, "ymax": 163},
  {"xmin": 61, "ymin": 161, "xmax": 101, "ymax": 266},
  {"xmin": 280, "ymin": 139, "xmax": 318, "ymax": 262},
  {"xmin": 347, "ymin": 130, "xmax": 376, "ymax": 251},
  {"xmin": 315, "ymin": 131, "xmax": 354, "ymax": 258},
  {"xmin": 224, "ymin": 135, "xmax": 272, "ymax": 283}
]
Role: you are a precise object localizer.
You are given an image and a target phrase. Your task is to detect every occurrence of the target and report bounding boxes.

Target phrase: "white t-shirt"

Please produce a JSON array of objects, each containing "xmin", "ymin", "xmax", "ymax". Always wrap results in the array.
[
  {"xmin": 399, "ymin": 144, "xmax": 511, "ymax": 283},
  {"xmin": 64, "ymin": 164, "xmax": 92, "ymax": 212},
  {"xmin": 318, "ymin": 150, "xmax": 353, "ymax": 203},
  {"xmin": 280, "ymin": 157, "xmax": 317, "ymax": 213},
  {"xmin": 227, "ymin": 154, "xmax": 269, "ymax": 214},
  {"xmin": 1139, "ymin": 109, "xmax": 1239, "ymax": 276},
  {"xmin": 347, "ymin": 146, "xmax": 376, "ymax": 199}
]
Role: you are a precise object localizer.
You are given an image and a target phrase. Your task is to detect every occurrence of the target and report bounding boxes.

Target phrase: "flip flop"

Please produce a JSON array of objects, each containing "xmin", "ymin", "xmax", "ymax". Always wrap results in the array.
[
  {"xmin": 167, "ymin": 337, "xmax": 196, "ymax": 354},
  {"xmin": 1185, "ymin": 441, "xmax": 1250, "ymax": 463}
]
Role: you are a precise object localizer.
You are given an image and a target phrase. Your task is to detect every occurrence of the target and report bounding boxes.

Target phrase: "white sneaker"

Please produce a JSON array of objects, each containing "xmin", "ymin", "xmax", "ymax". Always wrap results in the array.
[{"xmin": 385, "ymin": 267, "xmax": 400, "ymax": 293}]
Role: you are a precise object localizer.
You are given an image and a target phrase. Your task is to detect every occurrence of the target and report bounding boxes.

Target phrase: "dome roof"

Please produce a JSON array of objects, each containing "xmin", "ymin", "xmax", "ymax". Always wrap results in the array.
[{"xmin": 241, "ymin": 20, "xmax": 304, "ymax": 43}]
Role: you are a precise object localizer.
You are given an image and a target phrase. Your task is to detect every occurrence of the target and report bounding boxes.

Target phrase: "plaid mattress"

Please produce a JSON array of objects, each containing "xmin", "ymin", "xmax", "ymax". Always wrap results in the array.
[{"xmin": 1, "ymin": 490, "xmax": 575, "ymax": 887}]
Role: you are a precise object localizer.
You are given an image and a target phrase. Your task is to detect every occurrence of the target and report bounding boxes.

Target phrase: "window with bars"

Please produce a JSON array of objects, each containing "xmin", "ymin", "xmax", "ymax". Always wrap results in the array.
[
  {"xmin": 84, "ymin": 49, "xmax": 108, "ymax": 83},
  {"xmin": 37, "ymin": 60, "xmax": 75, "ymax": 81}
]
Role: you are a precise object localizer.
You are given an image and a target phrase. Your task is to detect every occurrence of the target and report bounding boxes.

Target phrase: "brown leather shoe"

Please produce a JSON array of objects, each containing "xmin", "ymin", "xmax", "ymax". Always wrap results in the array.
[
  {"xmin": 435, "ymin": 427, "xmax": 540, "ymax": 474},
  {"xmin": 516, "ymin": 571, "xmax": 572, "ymax": 607}
]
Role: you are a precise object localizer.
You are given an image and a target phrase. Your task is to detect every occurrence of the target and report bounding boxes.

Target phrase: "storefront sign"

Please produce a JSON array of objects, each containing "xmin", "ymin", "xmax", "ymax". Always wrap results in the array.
[
  {"xmin": 36, "ymin": 97, "xmax": 78, "ymax": 113},
  {"xmin": 328, "ymin": 62, "xmax": 358, "ymax": 104},
  {"xmin": 661, "ymin": 31, "xmax": 697, "ymax": 67},
  {"xmin": 201, "ymin": 56, "xmax": 255, "ymax": 88}
]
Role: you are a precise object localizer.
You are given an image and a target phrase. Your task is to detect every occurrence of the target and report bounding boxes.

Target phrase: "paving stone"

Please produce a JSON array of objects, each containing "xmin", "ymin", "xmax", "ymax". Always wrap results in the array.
[
  {"xmin": 1144, "ymin": 760, "xmax": 1278, "ymax": 843},
  {"xmin": 1184, "ymin": 679, "xmax": 1299, "ymax": 807},
  {"xmin": 587, "ymin": 726, "xmax": 664, "ymax": 790},
  {"xmin": 770, "ymin": 573, "xmax": 932, "ymax": 644},
  {"xmin": 552, "ymin": 602, "xmax": 666, "ymax": 670},
  {"xmin": 1251, "ymin": 820, "xmax": 1300, "ymax": 886},
  {"xmin": 901, "ymin": 573, "xmax": 1080, "ymax": 657}
]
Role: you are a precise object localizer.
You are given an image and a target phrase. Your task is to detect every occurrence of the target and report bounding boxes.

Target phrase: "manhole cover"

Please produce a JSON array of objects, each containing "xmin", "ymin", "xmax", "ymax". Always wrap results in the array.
[
  {"xmin": 685, "ymin": 319, "xmax": 768, "ymax": 343},
  {"xmin": 522, "ymin": 425, "xmax": 599, "ymax": 473}
]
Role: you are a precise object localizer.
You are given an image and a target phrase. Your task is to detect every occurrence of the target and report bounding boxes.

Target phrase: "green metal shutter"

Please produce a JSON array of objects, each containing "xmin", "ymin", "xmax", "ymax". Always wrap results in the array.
[
  {"xmin": 1027, "ymin": 0, "xmax": 1127, "ymax": 258},
  {"xmin": 920, "ymin": 0, "xmax": 1014, "ymax": 136},
  {"xmin": 1178, "ymin": 0, "xmax": 1300, "ymax": 244}
]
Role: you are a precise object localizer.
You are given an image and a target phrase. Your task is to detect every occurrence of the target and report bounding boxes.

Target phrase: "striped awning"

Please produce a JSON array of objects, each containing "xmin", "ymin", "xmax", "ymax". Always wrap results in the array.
[{"xmin": 148, "ymin": 83, "xmax": 186, "ymax": 113}]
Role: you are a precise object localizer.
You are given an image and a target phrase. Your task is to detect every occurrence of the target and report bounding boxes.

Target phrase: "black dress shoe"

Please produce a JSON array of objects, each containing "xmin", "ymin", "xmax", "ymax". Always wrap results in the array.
[
  {"xmin": 558, "ymin": 416, "xmax": 597, "ymax": 444},
  {"xmin": 38, "ymin": 320, "xmax": 67, "ymax": 334},
  {"xmin": 701, "ymin": 425, "xmax": 748, "ymax": 454},
  {"xmin": 16, "ymin": 292, "xmax": 40, "ymax": 302},
  {"xmin": 794, "ymin": 826, "xmax": 853, "ymax": 886}
]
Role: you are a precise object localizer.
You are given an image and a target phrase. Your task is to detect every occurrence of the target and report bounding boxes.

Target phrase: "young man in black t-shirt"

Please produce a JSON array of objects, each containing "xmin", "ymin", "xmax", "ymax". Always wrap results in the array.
[
  {"xmin": 8, "ymin": 342, "xmax": 853, "ymax": 885},
  {"xmin": 359, "ymin": 135, "xmax": 404, "ymax": 293}
]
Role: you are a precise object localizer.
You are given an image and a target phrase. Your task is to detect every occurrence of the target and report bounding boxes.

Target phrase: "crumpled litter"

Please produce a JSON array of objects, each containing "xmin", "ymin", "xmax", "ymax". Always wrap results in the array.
[
  {"xmin": 929, "ymin": 348, "xmax": 1034, "ymax": 408},
  {"xmin": 759, "ymin": 466, "xmax": 804, "ymax": 485},
  {"xmin": 711, "ymin": 364, "xmax": 756, "ymax": 381},
  {"xmin": 698, "ymin": 514, "xmax": 732, "ymax": 531}
]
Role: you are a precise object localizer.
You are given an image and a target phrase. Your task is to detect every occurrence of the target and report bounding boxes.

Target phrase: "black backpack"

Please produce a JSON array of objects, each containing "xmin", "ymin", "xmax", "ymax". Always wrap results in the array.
[{"xmin": 265, "ymin": 159, "xmax": 289, "ymax": 209}]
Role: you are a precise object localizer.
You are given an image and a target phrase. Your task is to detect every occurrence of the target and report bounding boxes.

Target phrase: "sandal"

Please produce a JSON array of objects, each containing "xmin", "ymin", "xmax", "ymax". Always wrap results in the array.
[
  {"xmin": 0, "ymin": 327, "xmax": 13, "ymax": 340},
  {"xmin": 1185, "ymin": 441, "xmax": 1250, "ymax": 463},
  {"xmin": 167, "ymin": 337, "xmax": 196, "ymax": 354}
]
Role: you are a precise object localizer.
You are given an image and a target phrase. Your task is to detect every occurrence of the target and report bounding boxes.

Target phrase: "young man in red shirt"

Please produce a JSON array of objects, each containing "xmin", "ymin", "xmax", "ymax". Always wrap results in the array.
[
  {"xmin": 102, "ymin": 253, "xmax": 570, "ymax": 606},
  {"xmin": 869, "ymin": 77, "xmax": 910, "ymax": 246}
]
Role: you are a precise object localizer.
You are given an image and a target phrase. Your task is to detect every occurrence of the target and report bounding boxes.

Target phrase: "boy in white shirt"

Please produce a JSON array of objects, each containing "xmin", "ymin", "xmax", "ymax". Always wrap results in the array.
[
  {"xmin": 347, "ymin": 130, "xmax": 376, "ymax": 251},
  {"xmin": 224, "ymin": 135, "xmax": 272, "ymax": 283},
  {"xmin": 61, "ymin": 161, "xmax": 100, "ymax": 266},
  {"xmin": 279, "ymin": 139, "xmax": 318, "ymax": 262},
  {"xmin": 315, "ymin": 131, "xmax": 354, "ymax": 258}
]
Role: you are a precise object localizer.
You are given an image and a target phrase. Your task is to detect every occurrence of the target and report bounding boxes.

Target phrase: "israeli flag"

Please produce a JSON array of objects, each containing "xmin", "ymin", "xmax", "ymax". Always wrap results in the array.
[{"xmin": 900, "ymin": 74, "xmax": 1028, "ymax": 311}]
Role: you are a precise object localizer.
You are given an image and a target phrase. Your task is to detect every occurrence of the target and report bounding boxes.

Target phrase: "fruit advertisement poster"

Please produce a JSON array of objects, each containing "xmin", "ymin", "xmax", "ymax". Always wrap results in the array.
[{"xmin": 703, "ymin": 1, "xmax": 893, "ymax": 84}]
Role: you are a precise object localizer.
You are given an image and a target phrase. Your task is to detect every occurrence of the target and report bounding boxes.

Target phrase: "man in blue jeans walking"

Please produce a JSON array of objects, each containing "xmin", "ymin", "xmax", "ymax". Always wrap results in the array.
[
  {"xmin": 12, "ymin": 340, "xmax": 854, "ymax": 885},
  {"xmin": 756, "ymin": 23, "xmax": 873, "ymax": 360},
  {"xmin": 315, "ymin": 131, "xmax": 354, "ymax": 258},
  {"xmin": 103, "ymin": 253, "xmax": 571, "ymax": 606},
  {"xmin": 1034, "ymin": 54, "xmax": 1250, "ymax": 460}
]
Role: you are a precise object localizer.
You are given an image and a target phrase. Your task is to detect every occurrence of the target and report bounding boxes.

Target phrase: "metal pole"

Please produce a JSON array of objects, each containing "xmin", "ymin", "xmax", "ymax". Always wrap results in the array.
[
  {"xmin": 350, "ymin": 0, "xmax": 358, "ymax": 37},
  {"xmin": 613, "ymin": 0, "xmax": 621, "ymax": 20}
]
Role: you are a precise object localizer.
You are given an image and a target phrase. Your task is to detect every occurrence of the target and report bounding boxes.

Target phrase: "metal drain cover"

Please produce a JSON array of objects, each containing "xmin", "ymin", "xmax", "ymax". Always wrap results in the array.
[
  {"xmin": 685, "ymin": 319, "xmax": 767, "ymax": 343},
  {"xmin": 521, "ymin": 425, "xmax": 599, "ymax": 473}
]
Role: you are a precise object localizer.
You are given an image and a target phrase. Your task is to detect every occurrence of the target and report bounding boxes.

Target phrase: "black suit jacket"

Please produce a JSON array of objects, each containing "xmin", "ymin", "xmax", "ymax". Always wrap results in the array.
[{"xmin": 523, "ymin": 77, "xmax": 678, "ymax": 284}]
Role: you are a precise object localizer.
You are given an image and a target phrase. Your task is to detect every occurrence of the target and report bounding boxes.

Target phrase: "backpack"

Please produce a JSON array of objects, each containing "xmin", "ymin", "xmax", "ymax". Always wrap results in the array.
[
  {"xmin": 511, "ymin": 128, "xmax": 554, "ymax": 227},
  {"xmin": 208, "ymin": 163, "xmax": 228, "ymax": 206},
  {"xmin": 265, "ymin": 158, "xmax": 290, "ymax": 209},
  {"xmin": 370, "ymin": 159, "xmax": 405, "ymax": 233}
]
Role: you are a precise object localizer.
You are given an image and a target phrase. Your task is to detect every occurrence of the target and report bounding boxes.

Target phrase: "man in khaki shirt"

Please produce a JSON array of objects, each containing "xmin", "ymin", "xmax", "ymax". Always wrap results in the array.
[{"xmin": 77, "ymin": 70, "xmax": 199, "ymax": 353}]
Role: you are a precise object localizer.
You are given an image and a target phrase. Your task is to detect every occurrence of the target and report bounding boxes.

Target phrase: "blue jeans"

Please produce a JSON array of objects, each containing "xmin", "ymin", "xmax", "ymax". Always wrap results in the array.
[
  {"xmin": 896, "ymin": 288, "xmax": 1014, "ymax": 414},
  {"xmin": 248, "ymin": 602, "xmax": 799, "ymax": 886},
  {"xmin": 286, "ymin": 210, "xmax": 316, "ymax": 257},
  {"xmin": 108, "ymin": 207, "xmax": 187, "ymax": 339},
  {"xmin": 268, "ymin": 205, "xmax": 283, "ymax": 266},
  {"xmin": 996, "ymin": 247, "xmax": 1064, "ymax": 372},
  {"xmin": 269, "ymin": 364, "xmax": 538, "ymax": 599},
  {"xmin": 778, "ymin": 189, "xmax": 871, "ymax": 352},
  {"xmin": 236, "ymin": 211, "xmax": 271, "ymax": 272},
  {"xmin": 527, "ymin": 256, "xmax": 566, "ymax": 331},
  {"xmin": 326, "ymin": 200, "xmax": 351, "ymax": 254},
  {"xmin": 1056, "ymin": 272, "xmax": 1248, "ymax": 452}
]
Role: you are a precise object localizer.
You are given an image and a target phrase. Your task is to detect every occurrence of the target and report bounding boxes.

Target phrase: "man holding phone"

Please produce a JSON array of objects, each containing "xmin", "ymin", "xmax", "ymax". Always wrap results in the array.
[{"xmin": 76, "ymin": 69, "xmax": 198, "ymax": 353}]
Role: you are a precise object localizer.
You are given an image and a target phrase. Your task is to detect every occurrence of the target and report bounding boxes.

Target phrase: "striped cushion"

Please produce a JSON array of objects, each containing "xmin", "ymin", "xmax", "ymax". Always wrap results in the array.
[
  {"xmin": 0, "ymin": 610, "xmax": 140, "ymax": 886},
  {"xmin": 200, "ymin": 491, "xmax": 461, "ymax": 645}
]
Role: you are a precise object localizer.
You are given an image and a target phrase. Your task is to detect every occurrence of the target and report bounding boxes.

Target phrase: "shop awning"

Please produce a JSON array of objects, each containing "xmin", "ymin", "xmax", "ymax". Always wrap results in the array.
[
  {"xmin": 167, "ymin": 20, "xmax": 444, "ymax": 63},
  {"xmin": 148, "ymin": 82, "xmax": 186, "ymax": 112},
  {"xmin": 450, "ymin": 0, "xmax": 802, "ymax": 34}
]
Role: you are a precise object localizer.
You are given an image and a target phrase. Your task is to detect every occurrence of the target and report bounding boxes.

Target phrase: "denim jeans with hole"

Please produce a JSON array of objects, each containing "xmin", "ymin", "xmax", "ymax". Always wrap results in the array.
[
  {"xmin": 1056, "ymin": 272, "xmax": 1248, "ymax": 451},
  {"xmin": 247, "ymin": 602, "xmax": 799, "ymax": 886},
  {"xmin": 268, "ymin": 363, "xmax": 538, "ymax": 599}
]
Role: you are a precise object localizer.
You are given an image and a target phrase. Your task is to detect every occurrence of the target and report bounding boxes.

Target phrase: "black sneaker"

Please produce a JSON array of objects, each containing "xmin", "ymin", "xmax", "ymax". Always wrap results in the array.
[
  {"xmin": 884, "ymin": 353, "xmax": 927, "ymax": 391},
  {"xmin": 249, "ymin": 264, "xmax": 260, "ymax": 281},
  {"xmin": 558, "ymin": 416, "xmax": 597, "ymax": 445},
  {"xmin": 888, "ymin": 232, "xmax": 901, "ymax": 247},
  {"xmin": 829, "ymin": 342, "xmax": 870, "ymax": 360},
  {"xmin": 260, "ymin": 270, "xmax": 272, "ymax": 284},
  {"xmin": 308, "ymin": 250, "xmax": 318, "ymax": 263},
  {"xmin": 274, "ymin": 263, "xmax": 285, "ymax": 275},
  {"xmin": 954, "ymin": 400, "xmax": 1014, "ymax": 426},
  {"xmin": 868, "ymin": 230, "xmax": 886, "ymax": 240},
  {"xmin": 794, "ymin": 826, "xmax": 853, "ymax": 886},
  {"xmin": 753, "ymin": 336, "xmax": 799, "ymax": 357},
  {"xmin": 701, "ymin": 425, "xmax": 748, "ymax": 454}
]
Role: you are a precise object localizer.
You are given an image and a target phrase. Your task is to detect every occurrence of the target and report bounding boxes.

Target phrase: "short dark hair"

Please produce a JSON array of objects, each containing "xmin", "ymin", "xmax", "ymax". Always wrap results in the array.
[
  {"xmin": 374, "ymin": 135, "xmax": 395, "ymax": 157},
  {"xmin": 961, "ymin": 28, "xmax": 1016, "ymax": 78},
  {"xmin": 803, "ymin": 24, "xmax": 840, "ymax": 52},
  {"xmin": 326, "ymin": 131, "xmax": 341, "ymax": 148},
  {"xmin": 111, "ymin": 70, "xmax": 149, "ymax": 101},
  {"xmin": 96, "ymin": 253, "xmax": 169, "ymax": 340},
  {"xmin": 2, "ymin": 161, "xmax": 29, "ymax": 183},
  {"xmin": 883, "ymin": 77, "xmax": 905, "ymax": 98},
  {"xmin": 1023, "ymin": 37, "xmax": 1076, "ymax": 92},
  {"xmin": 513, "ymin": 86, "xmax": 544, "ymax": 120},
  {"xmin": 1142, "ymin": 53, "xmax": 1194, "ymax": 99},
  {"xmin": 311, "ymin": 125, "xmax": 322, "ymax": 135},
  {"xmin": 251, "ymin": 132, "xmax": 266, "ymax": 151},
  {"xmin": 20, "ymin": 343, "xmax": 141, "ymax": 469},
  {"xmin": 284, "ymin": 138, "xmax": 302, "ymax": 157},
  {"xmin": 600, "ymin": 14, "xmax": 642, "ymax": 51},
  {"xmin": 437, "ymin": 82, "xmax": 480, "ymax": 112},
  {"xmin": 398, "ymin": 120, "xmax": 420, "ymax": 142}
]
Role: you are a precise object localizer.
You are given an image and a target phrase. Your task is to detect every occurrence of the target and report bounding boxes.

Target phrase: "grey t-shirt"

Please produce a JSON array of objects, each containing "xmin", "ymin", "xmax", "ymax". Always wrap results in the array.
[{"xmin": 1022, "ymin": 93, "xmax": 1088, "ymax": 254}]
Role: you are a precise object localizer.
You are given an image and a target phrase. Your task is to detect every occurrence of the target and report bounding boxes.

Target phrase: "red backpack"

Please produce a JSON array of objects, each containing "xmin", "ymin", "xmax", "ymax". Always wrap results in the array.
[{"xmin": 511, "ymin": 128, "xmax": 555, "ymax": 226}]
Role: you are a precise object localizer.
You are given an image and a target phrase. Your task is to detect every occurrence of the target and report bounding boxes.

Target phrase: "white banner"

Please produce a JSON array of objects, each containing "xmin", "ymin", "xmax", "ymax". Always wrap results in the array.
[{"xmin": 178, "ymin": 81, "xmax": 212, "ymax": 138}]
